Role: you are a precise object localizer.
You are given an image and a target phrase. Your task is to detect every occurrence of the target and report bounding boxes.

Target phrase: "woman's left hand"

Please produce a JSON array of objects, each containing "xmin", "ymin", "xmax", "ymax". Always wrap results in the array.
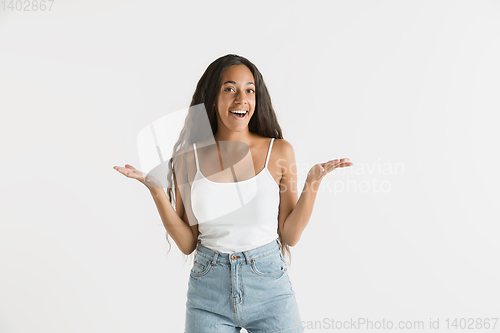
[{"xmin": 306, "ymin": 158, "xmax": 353, "ymax": 183}]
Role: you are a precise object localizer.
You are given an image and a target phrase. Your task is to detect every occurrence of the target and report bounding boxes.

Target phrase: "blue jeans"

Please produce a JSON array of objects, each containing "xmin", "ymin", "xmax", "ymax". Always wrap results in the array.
[{"xmin": 185, "ymin": 238, "xmax": 304, "ymax": 333}]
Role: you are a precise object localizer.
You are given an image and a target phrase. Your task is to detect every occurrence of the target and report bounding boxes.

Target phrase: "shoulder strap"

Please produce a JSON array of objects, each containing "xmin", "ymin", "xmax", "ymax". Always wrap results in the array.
[
  {"xmin": 264, "ymin": 138, "xmax": 274, "ymax": 167},
  {"xmin": 192, "ymin": 143, "xmax": 200, "ymax": 172}
]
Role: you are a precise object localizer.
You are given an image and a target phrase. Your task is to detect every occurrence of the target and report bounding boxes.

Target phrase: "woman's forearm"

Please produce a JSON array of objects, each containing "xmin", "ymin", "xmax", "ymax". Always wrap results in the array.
[
  {"xmin": 149, "ymin": 187, "xmax": 196, "ymax": 255},
  {"xmin": 281, "ymin": 177, "xmax": 320, "ymax": 246}
]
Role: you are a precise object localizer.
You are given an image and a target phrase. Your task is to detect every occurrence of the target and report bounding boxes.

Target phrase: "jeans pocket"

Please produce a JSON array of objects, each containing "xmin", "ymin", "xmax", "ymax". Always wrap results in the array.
[
  {"xmin": 278, "ymin": 250, "xmax": 288, "ymax": 268},
  {"xmin": 251, "ymin": 252, "xmax": 286, "ymax": 277},
  {"xmin": 190, "ymin": 253, "xmax": 213, "ymax": 277}
]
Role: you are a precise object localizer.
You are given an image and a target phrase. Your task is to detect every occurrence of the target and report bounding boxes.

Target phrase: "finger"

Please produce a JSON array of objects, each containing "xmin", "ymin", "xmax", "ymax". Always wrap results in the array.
[
  {"xmin": 125, "ymin": 164, "xmax": 135, "ymax": 170},
  {"xmin": 334, "ymin": 158, "xmax": 352, "ymax": 165},
  {"xmin": 114, "ymin": 166, "xmax": 134, "ymax": 177},
  {"xmin": 329, "ymin": 161, "xmax": 340, "ymax": 169},
  {"xmin": 119, "ymin": 168, "xmax": 131, "ymax": 176},
  {"xmin": 324, "ymin": 162, "xmax": 339, "ymax": 173},
  {"xmin": 324, "ymin": 162, "xmax": 334, "ymax": 169},
  {"xmin": 324, "ymin": 160, "xmax": 337, "ymax": 168},
  {"xmin": 330, "ymin": 161, "xmax": 349, "ymax": 170}
]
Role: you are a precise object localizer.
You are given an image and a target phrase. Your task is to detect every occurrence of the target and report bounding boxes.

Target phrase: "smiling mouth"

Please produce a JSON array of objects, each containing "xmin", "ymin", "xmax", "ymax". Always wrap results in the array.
[{"xmin": 229, "ymin": 110, "xmax": 248, "ymax": 119}]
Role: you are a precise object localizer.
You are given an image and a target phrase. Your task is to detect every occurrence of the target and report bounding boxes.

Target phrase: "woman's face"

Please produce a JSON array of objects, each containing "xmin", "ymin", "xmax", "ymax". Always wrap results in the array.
[{"xmin": 215, "ymin": 64, "xmax": 256, "ymax": 130}]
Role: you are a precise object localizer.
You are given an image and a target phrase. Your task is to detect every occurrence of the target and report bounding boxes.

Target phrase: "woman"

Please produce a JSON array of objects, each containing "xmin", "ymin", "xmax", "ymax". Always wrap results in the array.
[{"xmin": 114, "ymin": 54, "xmax": 352, "ymax": 332}]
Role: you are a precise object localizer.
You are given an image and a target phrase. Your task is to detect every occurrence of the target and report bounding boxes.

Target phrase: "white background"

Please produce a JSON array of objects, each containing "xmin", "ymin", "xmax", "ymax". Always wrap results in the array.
[{"xmin": 1, "ymin": 1, "xmax": 499, "ymax": 332}]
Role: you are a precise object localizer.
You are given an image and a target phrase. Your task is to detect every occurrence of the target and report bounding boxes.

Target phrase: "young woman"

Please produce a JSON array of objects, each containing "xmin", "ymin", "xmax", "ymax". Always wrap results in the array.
[{"xmin": 114, "ymin": 54, "xmax": 352, "ymax": 332}]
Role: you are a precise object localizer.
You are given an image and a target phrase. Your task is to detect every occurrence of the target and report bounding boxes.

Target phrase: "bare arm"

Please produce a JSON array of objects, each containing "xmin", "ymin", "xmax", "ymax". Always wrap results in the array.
[
  {"xmin": 277, "ymin": 139, "xmax": 307, "ymax": 247},
  {"xmin": 277, "ymin": 140, "xmax": 352, "ymax": 246},
  {"xmin": 280, "ymin": 175, "xmax": 319, "ymax": 247},
  {"xmin": 149, "ymin": 182, "xmax": 198, "ymax": 255}
]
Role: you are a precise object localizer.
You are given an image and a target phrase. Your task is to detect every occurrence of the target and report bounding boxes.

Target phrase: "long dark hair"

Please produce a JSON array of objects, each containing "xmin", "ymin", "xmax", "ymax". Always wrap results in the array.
[{"xmin": 164, "ymin": 54, "xmax": 292, "ymax": 265}]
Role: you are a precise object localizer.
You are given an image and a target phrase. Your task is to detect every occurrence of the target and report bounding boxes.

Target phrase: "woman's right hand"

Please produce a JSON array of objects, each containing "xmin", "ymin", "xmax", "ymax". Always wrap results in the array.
[{"xmin": 113, "ymin": 164, "xmax": 163, "ymax": 191}]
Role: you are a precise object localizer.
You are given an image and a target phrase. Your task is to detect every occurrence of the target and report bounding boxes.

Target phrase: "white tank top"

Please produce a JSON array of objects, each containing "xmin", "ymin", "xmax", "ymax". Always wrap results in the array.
[{"xmin": 190, "ymin": 138, "xmax": 280, "ymax": 253}]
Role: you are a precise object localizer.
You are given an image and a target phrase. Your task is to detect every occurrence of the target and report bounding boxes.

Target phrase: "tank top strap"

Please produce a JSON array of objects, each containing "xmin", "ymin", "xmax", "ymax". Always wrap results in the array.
[
  {"xmin": 264, "ymin": 138, "xmax": 275, "ymax": 168},
  {"xmin": 192, "ymin": 143, "xmax": 200, "ymax": 172}
]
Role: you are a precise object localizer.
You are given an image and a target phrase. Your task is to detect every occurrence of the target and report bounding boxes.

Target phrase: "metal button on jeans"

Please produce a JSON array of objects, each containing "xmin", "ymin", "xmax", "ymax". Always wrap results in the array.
[{"xmin": 231, "ymin": 255, "xmax": 236, "ymax": 260}]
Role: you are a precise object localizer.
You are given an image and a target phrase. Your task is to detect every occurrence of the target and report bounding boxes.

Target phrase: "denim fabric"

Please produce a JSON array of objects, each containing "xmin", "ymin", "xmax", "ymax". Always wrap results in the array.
[{"xmin": 185, "ymin": 238, "xmax": 304, "ymax": 333}]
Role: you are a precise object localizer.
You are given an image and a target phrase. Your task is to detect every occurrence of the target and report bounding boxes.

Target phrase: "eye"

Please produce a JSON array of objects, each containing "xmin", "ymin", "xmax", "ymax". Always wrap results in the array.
[{"xmin": 223, "ymin": 87, "xmax": 255, "ymax": 93}]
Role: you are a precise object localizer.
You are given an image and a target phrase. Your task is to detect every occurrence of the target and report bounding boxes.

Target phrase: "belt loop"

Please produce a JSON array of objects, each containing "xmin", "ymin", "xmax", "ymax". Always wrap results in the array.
[
  {"xmin": 242, "ymin": 251, "xmax": 251, "ymax": 265},
  {"xmin": 211, "ymin": 252, "xmax": 218, "ymax": 265},
  {"xmin": 276, "ymin": 239, "xmax": 281, "ymax": 250}
]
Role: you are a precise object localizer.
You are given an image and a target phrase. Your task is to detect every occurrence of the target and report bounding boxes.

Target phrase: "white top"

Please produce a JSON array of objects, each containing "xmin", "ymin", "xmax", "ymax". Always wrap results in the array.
[{"xmin": 190, "ymin": 138, "xmax": 280, "ymax": 253}]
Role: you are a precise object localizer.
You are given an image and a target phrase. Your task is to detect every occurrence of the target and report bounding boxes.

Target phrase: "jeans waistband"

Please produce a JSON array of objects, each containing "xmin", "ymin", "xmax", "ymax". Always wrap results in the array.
[{"xmin": 195, "ymin": 239, "xmax": 281, "ymax": 265}]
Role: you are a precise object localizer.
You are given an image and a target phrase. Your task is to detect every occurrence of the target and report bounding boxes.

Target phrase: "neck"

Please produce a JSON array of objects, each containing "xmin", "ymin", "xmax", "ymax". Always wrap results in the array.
[{"xmin": 214, "ymin": 129, "xmax": 254, "ymax": 144}]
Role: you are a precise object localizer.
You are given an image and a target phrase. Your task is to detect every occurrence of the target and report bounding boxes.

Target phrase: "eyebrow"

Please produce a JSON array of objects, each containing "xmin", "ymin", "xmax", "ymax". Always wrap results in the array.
[{"xmin": 222, "ymin": 80, "xmax": 255, "ymax": 86}]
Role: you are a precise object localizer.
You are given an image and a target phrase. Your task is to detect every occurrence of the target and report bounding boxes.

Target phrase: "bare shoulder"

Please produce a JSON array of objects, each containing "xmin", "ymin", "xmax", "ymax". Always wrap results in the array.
[
  {"xmin": 272, "ymin": 138, "xmax": 295, "ymax": 174},
  {"xmin": 273, "ymin": 138, "xmax": 295, "ymax": 159},
  {"xmin": 273, "ymin": 138, "xmax": 293, "ymax": 150}
]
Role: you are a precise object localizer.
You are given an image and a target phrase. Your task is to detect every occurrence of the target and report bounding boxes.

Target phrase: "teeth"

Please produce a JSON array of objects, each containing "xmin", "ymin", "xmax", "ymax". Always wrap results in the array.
[{"xmin": 230, "ymin": 110, "xmax": 247, "ymax": 114}]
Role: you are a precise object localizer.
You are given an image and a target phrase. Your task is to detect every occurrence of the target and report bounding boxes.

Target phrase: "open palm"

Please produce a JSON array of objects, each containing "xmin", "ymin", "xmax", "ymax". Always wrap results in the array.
[
  {"xmin": 113, "ymin": 164, "xmax": 163, "ymax": 190},
  {"xmin": 307, "ymin": 158, "xmax": 353, "ymax": 183}
]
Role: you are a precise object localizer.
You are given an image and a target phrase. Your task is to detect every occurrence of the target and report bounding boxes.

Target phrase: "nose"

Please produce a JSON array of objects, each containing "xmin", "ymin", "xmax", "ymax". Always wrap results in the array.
[{"xmin": 234, "ymin": 90, "xmax": 247, "ymax": 104}]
